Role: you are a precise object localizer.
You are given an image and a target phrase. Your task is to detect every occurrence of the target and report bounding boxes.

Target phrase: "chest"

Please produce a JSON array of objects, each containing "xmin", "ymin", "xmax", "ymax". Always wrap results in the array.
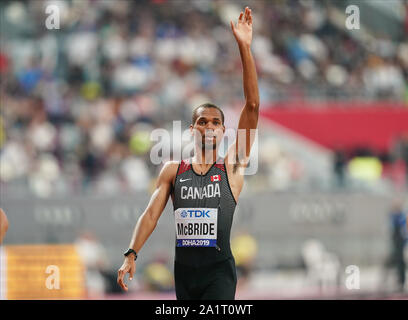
[{"xmin": 174, "ymin": 173, "xmax": 223, "ymax": 201}]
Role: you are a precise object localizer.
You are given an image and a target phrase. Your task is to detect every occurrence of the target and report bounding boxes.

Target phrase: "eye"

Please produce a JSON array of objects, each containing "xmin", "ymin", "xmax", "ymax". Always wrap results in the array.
[{"xmin": 198, "ymin": 120, "xmax": 206, "ymax": 125}]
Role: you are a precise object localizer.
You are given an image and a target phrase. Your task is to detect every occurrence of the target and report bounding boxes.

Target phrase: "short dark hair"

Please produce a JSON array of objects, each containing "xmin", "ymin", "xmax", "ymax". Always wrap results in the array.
[{"xmin": 192, "ymin": 103, "xmax": 225, "ymax": 125}]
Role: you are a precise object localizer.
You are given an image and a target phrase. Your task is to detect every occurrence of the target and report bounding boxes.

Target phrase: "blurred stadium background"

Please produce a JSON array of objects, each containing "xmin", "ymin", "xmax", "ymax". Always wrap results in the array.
[{"xmin": 0, "ymin": 0, "xmax": 408, "ymax": 300}]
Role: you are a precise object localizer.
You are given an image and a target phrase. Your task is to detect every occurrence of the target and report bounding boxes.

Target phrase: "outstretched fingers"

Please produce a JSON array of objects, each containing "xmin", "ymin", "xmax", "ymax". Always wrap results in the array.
[
  {"xmin": 232, "ymin": 7, "xmax": 253, "ymax": 32},
  {"xmin": 244, "ymin": 7, "xmax": 252, "ymax": 25},
  {"xmin": 238, "ymin": 11, "xmax": 244, "ymax": 24},
  {"xmin": 230, "ymin": 20, "xmax": 235, "ymax": 32}
]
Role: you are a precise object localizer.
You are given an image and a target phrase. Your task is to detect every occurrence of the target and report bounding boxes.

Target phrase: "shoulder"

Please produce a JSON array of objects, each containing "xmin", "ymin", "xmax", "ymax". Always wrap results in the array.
[
  {"xmin": 163, "ymin": 160, "xmax": 180, "ymax": 169},
  {"xmin": 159, "ymin": 160, "xmax": 180, "ymax": 180}
]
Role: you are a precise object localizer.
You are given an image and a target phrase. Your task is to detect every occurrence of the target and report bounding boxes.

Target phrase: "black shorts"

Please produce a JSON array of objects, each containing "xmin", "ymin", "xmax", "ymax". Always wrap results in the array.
[{"xmin": 174, "ymin": 257, "xmax": 237, "ymax": 300}]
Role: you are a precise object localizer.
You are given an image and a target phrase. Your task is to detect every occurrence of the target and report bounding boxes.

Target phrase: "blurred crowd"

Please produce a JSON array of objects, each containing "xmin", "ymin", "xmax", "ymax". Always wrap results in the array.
[
  {"xmin": 0, "ymin": 0, "xmax": 407, "ymax": 196},
  {"xmin": 332, "ymin": 132, "xmax": 408, "ymax": 191}
]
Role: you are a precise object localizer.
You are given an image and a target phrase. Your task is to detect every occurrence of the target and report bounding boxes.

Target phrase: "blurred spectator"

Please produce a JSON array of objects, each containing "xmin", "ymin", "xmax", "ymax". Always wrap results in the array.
[
  {"xmin": 363, "ymin": 54, "xmax": 405, "ymax": 100},
  {"xmin": 333, "ymin": 148, "xmax": 347, "ymax": 188},
  {"xmin": 347, "ymin": 155, "xmax": 383, "ymax": 183},
  {"xmin": 143, "ymin": 253, "xmax": 174, "ymax": 293},
  {"xmin": 231, "ymin": 231, "xmax": 258, "ymax": 290},
  {"xmin": 381, "ymin": 198, "xmax": 407, "ymax": 292},
  {"xmin": 381, "ymin": 153, "xmax": 406, "ymax": 191},
  {"xmin": 396, "ymin": 133, "xmax": 408, "ymax": 186},
  {"xmin": 75, "ymin": 231, "xmax": 109, "ymax": 299},
  {"xmin": 301, "ymin": 239, "xmax": 341, "ymax": 292}
]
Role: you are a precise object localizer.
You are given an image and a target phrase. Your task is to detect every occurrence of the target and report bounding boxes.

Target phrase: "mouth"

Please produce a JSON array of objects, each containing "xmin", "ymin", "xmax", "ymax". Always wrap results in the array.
[
  {"xmin": 203, "ymin": 135, "xmax": 217, "ymax": 145},
  {"xmin": 204, "ymin": 130, "xmax": 216, "ymax": 138}
]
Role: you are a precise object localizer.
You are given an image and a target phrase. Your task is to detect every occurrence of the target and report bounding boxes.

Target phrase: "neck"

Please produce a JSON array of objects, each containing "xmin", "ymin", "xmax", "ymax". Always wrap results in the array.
[{"xmin": 193, "ymin": 146, "xmax": 218, "ymax": 166}]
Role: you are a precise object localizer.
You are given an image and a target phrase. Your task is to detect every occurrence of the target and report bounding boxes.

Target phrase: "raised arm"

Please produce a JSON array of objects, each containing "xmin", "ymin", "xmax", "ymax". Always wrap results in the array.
[
  {"xmin": 227, "ymin": 7, "xmax": 259, "ymax": 168},
  {"xmin": 117, "ymin": 161, "xmax": 178, "ymax": 291}
]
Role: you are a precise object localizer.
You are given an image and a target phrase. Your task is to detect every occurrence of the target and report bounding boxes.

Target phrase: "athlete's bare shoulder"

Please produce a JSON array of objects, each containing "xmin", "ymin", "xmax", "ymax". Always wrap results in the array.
[{"xmin": 159, "ymin": 160, "xmax": 180, "ymax": 184}]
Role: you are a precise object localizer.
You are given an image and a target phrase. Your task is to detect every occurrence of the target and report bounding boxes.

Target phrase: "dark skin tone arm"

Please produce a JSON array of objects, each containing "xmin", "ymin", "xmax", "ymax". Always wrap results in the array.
[
  {"xmin": 117, "ymin": 161, "xmax": 178, "ymax": 291},
  {"xmin": 227, "ymin": 7, "xmax": 259, "ymax": 169}
]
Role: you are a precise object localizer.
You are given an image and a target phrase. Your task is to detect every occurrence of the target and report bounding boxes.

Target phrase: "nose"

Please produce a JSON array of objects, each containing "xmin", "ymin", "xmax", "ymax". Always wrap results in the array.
[
  {"xmin": 204, "ymin": 127, "xmax": 215, "ymax": 136},
  {"xmin": 206, "ymin": 122, "xmax": 216, "ymax": 130}
]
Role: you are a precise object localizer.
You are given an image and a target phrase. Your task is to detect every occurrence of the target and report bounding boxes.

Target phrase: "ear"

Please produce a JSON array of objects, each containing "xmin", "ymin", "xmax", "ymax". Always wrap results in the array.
[{"xmin": 189, "ymin": 124, "xmax": 194, "ymax": 136}]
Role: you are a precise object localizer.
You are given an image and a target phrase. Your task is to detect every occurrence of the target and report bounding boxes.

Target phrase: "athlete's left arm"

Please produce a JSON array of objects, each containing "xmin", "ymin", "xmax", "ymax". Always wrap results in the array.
[{"xmin": 227, "ymin": 7, "xmax": 259, "ymax": 168}]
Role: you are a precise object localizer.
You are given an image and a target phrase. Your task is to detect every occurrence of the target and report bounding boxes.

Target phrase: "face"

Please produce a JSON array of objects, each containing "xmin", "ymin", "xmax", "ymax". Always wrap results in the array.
[{"xmin": 190, "ymin": 107, "xmax": 225, "ymax": 151}]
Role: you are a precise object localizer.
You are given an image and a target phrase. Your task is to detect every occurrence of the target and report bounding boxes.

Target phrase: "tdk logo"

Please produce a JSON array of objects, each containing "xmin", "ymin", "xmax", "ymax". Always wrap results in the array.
[{"xmin": 182, "ymin": 209, "xmax": 210, "ymax": 218}]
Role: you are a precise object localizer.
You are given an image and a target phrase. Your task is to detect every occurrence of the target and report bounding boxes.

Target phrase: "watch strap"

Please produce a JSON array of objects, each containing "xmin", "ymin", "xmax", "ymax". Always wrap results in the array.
[{"xmin": 124, "ymin": 248, "xmax": 138, "ymax": 260}]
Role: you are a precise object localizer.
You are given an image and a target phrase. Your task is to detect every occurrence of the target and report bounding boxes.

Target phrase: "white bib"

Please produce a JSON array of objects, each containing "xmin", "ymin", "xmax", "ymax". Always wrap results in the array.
[{"xmin": 174, "ymin": 208, "xmax": 218, "ymax": 247}]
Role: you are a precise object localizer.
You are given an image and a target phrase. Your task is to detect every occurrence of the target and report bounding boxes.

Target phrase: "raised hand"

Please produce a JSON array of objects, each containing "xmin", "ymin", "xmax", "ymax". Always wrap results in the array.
[{"xmin": 230, "ymin": 7, "xmax": 253, "ymax": 47}]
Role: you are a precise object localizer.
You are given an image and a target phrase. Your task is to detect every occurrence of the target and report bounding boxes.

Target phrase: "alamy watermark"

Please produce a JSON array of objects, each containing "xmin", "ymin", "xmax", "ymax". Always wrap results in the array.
[
  {"xmin": 45, "ymin": 265, "xmax": 60, "ymax": 290},
  {"xmin": 345, "ymin": 5, "xmax": 360, "ymax": 30},
  {"xmin": 345, "ymin": 265, "xmax": 360, "ymax": 290},
  {"xmin": 149, "ymin": 121, "xmax": 259, "ymax": 175},
  {"xmin": 45, "ymin": 4, "xmax": 60, "ymax": 30}
]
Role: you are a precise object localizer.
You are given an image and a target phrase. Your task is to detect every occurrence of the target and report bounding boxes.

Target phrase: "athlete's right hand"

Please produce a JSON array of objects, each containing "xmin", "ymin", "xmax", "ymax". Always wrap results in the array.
[{"xmin": 117, "ymin": 257, "xmax": 136, "ymax": 291}]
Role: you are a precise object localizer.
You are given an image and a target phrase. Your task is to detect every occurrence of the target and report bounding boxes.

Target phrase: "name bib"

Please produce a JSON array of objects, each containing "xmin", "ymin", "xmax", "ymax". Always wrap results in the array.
[{"xmin": 174, "ymin": 208, "xmax": 218, "ymax": 247}]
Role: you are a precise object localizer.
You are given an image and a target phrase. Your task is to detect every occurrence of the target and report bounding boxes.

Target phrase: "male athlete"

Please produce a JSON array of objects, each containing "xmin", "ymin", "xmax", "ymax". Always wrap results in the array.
[{"xmin": 117, "ymin": 7, "xmax": 259, "ymax": 300}]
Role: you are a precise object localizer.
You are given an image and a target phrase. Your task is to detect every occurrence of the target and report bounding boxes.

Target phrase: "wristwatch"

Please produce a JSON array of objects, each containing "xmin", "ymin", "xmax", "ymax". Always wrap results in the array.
[{"xmin": 124, "ymin": 248, "xmax": 138, "ymax": 260}]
